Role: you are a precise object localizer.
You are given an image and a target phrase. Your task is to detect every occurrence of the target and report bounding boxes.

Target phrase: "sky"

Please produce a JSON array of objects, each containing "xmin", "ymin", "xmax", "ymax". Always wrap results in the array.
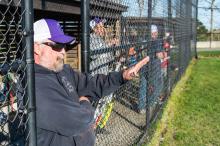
[
  {"xmin": 122, "ymin": 0, "xmax": 167, "ymax": 17},
  {"xmin": 121, "ymin": 0, "xmax": 220, "ymax": 30},
  {"xmin": 198, "ymin": 0, "xmax": 220, "ymax": 30}
]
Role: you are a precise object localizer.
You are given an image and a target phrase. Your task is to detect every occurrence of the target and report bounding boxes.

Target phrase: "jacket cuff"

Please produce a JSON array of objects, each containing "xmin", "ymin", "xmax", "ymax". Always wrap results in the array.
[
  {"xmin": 119, "ymin": 70, "xmax": 128, "ymax": 84},
  {"xmin": 79, "ymin": 100, "xmax": 91, "ymax": 106}
]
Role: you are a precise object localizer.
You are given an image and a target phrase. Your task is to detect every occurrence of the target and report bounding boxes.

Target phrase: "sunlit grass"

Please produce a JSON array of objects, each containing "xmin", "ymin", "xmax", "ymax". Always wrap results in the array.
[
  {"xmin": 198, "ymin": 51, "xmax": 220, "ymax": 58},
  {"xmin": 145, "ymin": 52, "xmax": 220, "ymax": 146}
]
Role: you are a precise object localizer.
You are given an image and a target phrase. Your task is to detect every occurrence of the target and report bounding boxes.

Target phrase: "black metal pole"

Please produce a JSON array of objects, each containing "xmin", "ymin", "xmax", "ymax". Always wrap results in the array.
[
  {"xmin": 81, "ymin": 0, "xmax": 90, "ymax": 73},
  {"xmin": 148, "ymin": 0, "xmax": 152, "ymax": 39},
  {"xmin": 146, "ymin": 0, "xmax": 152, "ymax": 130},
  {"xmin": 189, "ymin": 1, "xmax": 192, "ymax": 63},
  {"xmin": 168, "ymin": 0, "xmax": 172, "ymax": 31},
  {"xmin": 24, "ymin": 0, "xmax": 37, "ymax": 146},
  {"xmin": 42, "ymin": 0, "xmax": 46, "ymax": 10},
  {"xmin": 167, "ymin": 0, "xmax": 172, "ymax": 95},
  {"xmin": 195, "ymin": 0, "xmax": 198, "ymax": 59},
  {"xmin": 177, "ymin": 0, "xmax": 182, "ymax": 79}
]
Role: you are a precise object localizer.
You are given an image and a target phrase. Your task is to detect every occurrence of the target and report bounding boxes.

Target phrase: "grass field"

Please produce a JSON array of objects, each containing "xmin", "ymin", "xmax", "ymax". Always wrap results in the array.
[
  {"xmin": 145, "ymin": 51, "xmax": 220, "ymax": 146},
  {"xmin": 198, "ymin": 51, "xmax": 220, "ymax": 57}
]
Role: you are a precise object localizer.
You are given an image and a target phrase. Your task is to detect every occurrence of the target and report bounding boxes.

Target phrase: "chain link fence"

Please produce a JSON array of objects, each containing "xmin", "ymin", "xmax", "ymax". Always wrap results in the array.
[
  {"xmin": 0, "ymin": 0, "xmax": 35, "ymax": 146},
  {"xmin": 89, "ymin": 0, "xmax": 197, "ymax": 145},
  {"xmin": 197, "ymin": 32, "xmax": 220, "ymax": 50},
  {"xmin": 0, "ymin": 1, "xmax": 25, "ymax": 146},
  {"xmin": 0, "ymin": 0, "xmax": 197, "ymax": 145},
  {"xmin": 198, "ymin": 32, "xmax": 220, "ymax": 42}
]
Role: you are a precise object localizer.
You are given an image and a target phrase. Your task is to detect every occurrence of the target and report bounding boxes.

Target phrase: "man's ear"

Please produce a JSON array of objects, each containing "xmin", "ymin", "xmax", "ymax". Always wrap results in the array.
[{"xmin": 34, "ymin": 43, "xmax": 41, "ymax": 55}]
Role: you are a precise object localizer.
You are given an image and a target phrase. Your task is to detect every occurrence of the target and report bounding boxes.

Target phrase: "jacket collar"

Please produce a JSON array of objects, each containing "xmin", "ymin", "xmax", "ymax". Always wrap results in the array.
[{"xmin": 35, "ymin": 64, "xmax": 57, "ymax": 74}]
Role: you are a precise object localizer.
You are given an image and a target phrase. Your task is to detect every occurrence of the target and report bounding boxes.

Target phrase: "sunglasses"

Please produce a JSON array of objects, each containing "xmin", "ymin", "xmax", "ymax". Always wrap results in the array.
[{"xmin": 42, "ymin": 42, "xmax": 66, "ymax": 50}]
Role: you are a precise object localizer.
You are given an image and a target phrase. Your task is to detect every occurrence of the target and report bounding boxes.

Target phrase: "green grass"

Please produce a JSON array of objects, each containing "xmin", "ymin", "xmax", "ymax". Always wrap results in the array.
[
  {"xmin": 198, "ymin": 51, "xmax": 220, "ymax": 57},
  {"xmin": 145, "ymin": 53, "xmax": 220, "ymax": 146}
]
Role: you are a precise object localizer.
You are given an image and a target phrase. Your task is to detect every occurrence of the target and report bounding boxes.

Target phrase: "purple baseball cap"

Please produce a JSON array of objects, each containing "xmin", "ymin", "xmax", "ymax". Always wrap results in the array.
[
  {"xmin": 89, "ymin": 17, "xmax": 106, "ymax": 29},
  {"xmin": 34, "ymin": 19, "xmax": 75, "ymax": 44}
]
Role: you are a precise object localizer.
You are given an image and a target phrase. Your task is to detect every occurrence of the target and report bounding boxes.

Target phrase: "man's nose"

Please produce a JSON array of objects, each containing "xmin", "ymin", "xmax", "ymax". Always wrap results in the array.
[{"xmin": 60, "ymin": 47, "xmax": 66, "ymax": 55}]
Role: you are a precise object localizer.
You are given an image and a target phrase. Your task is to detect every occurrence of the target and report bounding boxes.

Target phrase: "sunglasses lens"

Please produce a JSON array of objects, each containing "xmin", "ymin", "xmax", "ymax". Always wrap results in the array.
[
  {"xmin": 54, "ymin": 44, "xmax": 66, "ymax": 49},
  {"xmin": 43, "ymin": 42, "xmax": 66, "ymax": 50}
]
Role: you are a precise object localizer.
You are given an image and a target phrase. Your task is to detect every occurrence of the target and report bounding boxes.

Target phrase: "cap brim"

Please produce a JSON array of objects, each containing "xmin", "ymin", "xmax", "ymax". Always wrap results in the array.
[
  {"xmin": 49, "ymin": 35, "xmax": 76, "ymax": 44},
  {"xmin": 101, "ymin": 19, "xmax": 106, "ymax": 23}
]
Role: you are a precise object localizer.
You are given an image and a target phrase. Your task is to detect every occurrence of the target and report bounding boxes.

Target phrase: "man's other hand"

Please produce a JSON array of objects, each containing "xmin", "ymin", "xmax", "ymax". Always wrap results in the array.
[{"xmin": 79, "ymin": 96, "xmax": 90, "ymax": 103}]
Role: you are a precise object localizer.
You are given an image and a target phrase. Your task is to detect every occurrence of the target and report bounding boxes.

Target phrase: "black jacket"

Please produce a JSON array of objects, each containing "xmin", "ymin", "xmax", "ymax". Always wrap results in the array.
[{"xmin": 35, "ymin": 64, "xmax": 126, "ymax": 146}]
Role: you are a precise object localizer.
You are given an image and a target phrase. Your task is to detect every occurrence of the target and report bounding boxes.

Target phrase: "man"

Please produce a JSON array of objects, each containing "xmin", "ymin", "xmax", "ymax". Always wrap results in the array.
[
  {"xmin": 89, "ymin": 17, "xmax": 118, "ymax": 75},
  {"xmin": 34, "ymin": 19, "xmax": 149, "ymax": 146},
  {"xmin": 138, "ymin": 25, "xmax": 165, "ymax": 114},
  {"xmin": 147, "ymin": 24, "xmax": 164, "ymax": 104}
]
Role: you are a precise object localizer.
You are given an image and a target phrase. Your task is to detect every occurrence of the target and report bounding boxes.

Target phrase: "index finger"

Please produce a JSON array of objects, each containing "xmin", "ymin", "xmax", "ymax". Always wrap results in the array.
[{"xmin": 134, "ymin": 57, "xmax": 149, "ymax": 71}]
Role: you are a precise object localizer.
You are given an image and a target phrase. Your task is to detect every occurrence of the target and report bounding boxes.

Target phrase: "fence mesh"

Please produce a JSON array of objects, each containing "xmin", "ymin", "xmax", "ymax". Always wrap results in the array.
[
  {"xmin": 197, "ymin": 0, "xmax": 220, "ymax": 49},
  {"xmin": 90, "ymin": 0, "xmax": 197, "ymax": 145},
  {"xmin": 0, "ymin": 0, "xmax": 197, "ymax": 145},
  {"xmin": 0, "ymin": 1, "xmax": 28, "ymax": 146}
]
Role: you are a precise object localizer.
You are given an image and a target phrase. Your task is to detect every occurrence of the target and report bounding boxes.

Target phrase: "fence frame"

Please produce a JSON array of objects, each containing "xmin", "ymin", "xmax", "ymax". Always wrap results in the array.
[{"xmin": 24, "ymin": 0, "xmax": 37, "ymax": 145}]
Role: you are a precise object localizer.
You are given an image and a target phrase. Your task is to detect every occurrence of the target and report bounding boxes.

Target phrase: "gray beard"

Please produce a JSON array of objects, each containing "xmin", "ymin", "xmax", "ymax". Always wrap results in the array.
[{"xmin": 54, "ymin": 57, "xmax": 64, "ymax": 72}]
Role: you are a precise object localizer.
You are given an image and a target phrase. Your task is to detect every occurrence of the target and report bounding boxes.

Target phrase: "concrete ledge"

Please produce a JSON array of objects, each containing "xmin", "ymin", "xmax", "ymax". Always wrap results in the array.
[{"xmin": 197, "ymin": 41, "xmax": 220, "ymax": 49}]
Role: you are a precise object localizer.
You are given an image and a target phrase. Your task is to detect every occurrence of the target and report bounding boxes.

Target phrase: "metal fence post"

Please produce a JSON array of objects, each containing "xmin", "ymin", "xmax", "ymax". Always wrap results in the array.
[
  {"xmin": 81, "ymin": 0, "xmax": 90, "ymax": 73},
  {"xmin": 146, "ymin": 0, "xmax": 152, "ymax": 129},
  {"xmin": 167, "ymin": 0, "xmax": 172, "ymax": 93},
  {"xmin": 168, "ymin": 0, "xmax": 172, "ymax": 30},
  {"xmin": 195, "ymin": 0, "xmax": 198, "ymax": 59},
  {"xmin": 24, "ymin": 0, "xmax": 37, "ymax": 145}
]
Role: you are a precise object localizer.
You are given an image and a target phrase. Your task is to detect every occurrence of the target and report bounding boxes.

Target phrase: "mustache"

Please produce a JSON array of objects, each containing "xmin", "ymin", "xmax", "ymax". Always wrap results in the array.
[{"xmin": 57, "ymin": 56, "xmax": 64, "ymax": 62}]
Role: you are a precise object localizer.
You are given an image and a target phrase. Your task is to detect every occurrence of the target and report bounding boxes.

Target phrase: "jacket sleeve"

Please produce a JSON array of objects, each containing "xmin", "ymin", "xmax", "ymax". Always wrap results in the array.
[
  {"xmin": 73, "ymin": 70, "xmax": 127, "ymax": 101},
  {"xmin": 35, "ymin": 76, "xmax": 95, "ymax": 137}
]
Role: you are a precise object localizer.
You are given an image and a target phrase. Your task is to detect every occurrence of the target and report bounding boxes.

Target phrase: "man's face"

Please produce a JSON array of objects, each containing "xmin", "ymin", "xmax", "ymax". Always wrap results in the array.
[
  {"xmin": 36, "ymin": 41, "xmax": 66, "ymax": 72},
  {"xmin": 151, "ymin": 32, "xmax": 158, "ymax": 40},
  {"xmin": 94, "ymin": 22, "xmax": 105, "ymax": 36}
]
